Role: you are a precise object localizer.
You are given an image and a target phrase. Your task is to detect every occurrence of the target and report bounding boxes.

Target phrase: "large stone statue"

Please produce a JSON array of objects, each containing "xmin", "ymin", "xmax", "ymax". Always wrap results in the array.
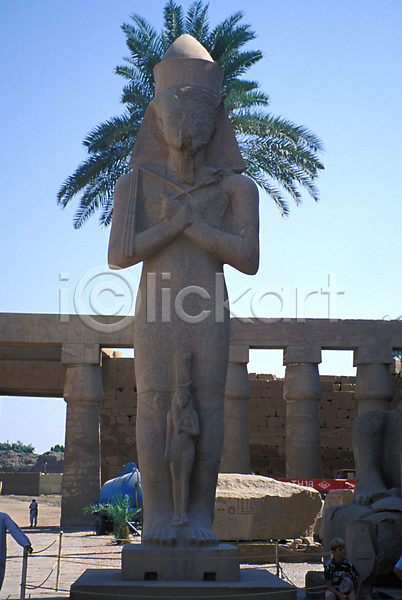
[
  {"xmin": 322, "ymin": 403, "xmax": 402, "ymax": 588},
  {"xmin": 353, "ymin": 402, "xmax": 402, "ymax": 505},
  {"xmin": 108, "ymin": 34, "xmax": 259, "ymax": 548}
]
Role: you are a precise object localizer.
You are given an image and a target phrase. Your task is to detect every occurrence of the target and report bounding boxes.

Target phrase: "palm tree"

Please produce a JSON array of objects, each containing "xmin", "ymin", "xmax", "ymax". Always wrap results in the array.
[{"xmin": 57, "ymin": 1, "xmax": 324, "ymax": 229}]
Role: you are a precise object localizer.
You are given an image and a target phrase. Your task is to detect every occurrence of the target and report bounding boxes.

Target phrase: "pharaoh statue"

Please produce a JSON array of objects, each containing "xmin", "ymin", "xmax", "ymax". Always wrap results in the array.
[{"xmin": 108, "ymin": 34, "xmax": 259, "ymax": 547}]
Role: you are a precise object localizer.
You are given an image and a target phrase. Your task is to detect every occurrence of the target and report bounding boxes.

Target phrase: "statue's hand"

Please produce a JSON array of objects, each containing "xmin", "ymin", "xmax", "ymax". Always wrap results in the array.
[
  {"xmin": 160, "ymin": 194, "xmax": 180, "ymax": 222},
  {"xmin": 160, "ymin": 195, "xmax": 193, "ymax": 230}
]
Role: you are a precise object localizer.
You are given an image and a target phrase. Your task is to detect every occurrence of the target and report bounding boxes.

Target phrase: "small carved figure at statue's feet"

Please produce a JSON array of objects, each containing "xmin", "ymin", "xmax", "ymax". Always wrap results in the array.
[
  {"xmin": 143, "ymin": 526, "xmax": 178, "ymax": 547},
  {"xmin": 186, "ymin": 522, "xmax": 220, "ymax": 546},
  {"xmin": 172, "ymin": 511, "xmax": 190, "ymax": 525}
]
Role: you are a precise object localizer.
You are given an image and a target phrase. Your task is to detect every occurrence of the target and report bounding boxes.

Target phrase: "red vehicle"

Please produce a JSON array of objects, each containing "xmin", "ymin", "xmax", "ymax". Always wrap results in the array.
[{"xmin": 277, "ymin": 469, "xmax": 355, "ymax": 494}]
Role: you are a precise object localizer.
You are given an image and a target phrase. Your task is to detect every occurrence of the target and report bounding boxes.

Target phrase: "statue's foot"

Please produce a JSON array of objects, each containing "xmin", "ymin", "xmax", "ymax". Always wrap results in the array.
[
  {"xmin": 186, "ymin": 522, "xmax": 220, "ymax": 547},
  {"xmin": 355, "ymin": 481, "xmax": 394, "ymax": 506},
  {"xmin": 143, "ymin": 525, "xmax": 178, "ymax": 547}
]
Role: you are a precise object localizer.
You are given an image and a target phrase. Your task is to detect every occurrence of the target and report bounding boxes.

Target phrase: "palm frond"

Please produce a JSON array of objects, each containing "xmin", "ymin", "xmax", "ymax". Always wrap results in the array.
[
  {"xmin": 184, "ymin": 1, "xmax": 209, "ymax": 44},
  {"xmin": 83, "ymin": 113, "xmax": 136, "ymax": 153},
  {"xmin": 163, "ymin": 0, "xmax": 185, "ymax": 45},
  {"xmin": 207, "ymin": 16, "xmax": 256, "ymax": 60},
  {"xmin": 224, "ymin": 88, "xmax": 270, "ymax": 114},
  {"xmin": 57, "ymin": 148, "xmax": 130, "ymax": 209},
  {"xmin": 72, "ymin": 158, "xmax": 130, "ymax": 229}
]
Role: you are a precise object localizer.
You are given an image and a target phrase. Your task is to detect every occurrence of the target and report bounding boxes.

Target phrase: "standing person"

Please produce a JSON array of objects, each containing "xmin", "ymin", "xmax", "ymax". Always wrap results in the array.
[
  {"xmin": 325, "ymin": 538, "xmax": 362, "ymax": 600},
  {"xmin": 0, "ymin": 512, "xmax": 32, "ymax": 590},
  {"xmin": 29, "ymin": 499, "xmax": 38, "ymax": 527}
]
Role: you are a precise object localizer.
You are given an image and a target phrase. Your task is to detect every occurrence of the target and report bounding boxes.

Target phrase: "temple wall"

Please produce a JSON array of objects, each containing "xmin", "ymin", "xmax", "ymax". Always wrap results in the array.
[
  {"xmin": 100, "ymin": 356, "xmax": 402, "ymax": 481},
  {"xmin": 100, "ymin": 355, "xmax": 138, "ymax": 483}
]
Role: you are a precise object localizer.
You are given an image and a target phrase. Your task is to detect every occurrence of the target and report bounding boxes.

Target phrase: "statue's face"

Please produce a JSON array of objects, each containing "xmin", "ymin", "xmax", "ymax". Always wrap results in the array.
[
  {"xmin": 155, "ymin": 87, "xmax": 219, "ymax": 153},
  {"xmin": 175, "ymin": 389, "xmax": 191, "ymax": 408}
]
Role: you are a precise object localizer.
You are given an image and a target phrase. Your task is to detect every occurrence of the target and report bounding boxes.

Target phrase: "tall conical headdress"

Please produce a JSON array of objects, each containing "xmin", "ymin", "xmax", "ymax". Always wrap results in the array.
[
  {"xmin": 128, "ymin": 34, "xmax": 245, "ymax": 173},
  {"xmin": 153, "ymin": 34, "xmax": 224, "ymax": 96}
]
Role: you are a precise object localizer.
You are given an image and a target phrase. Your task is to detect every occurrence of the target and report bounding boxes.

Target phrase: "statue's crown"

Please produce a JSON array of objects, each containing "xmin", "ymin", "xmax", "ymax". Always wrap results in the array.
[{"xmin": 154, "ymin": 34, "xmax": 223, "ymax": 96}]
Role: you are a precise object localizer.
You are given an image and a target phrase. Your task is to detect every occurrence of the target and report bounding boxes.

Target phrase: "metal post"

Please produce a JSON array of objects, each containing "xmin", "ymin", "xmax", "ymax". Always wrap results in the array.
[
  {"xmin": 20, "ymin": 546, "xmax": 29, "ymax": 600},
  {"xmin": 275, "ymin": 540, "xmax": 280, "ymax": 577},
  {"xmin": 56, "ymin": 531, "xmax": 63, "ymax": 591}
]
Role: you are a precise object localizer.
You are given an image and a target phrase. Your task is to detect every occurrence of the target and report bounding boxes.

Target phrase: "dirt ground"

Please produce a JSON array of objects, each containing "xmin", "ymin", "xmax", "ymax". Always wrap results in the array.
[
  {"xmin": 0, "ymin": 495, "xmax": 326, "ymax": 599},
  {"xmin": 0, "ymin": 494, "xmax": 61, "ymax": 528}
]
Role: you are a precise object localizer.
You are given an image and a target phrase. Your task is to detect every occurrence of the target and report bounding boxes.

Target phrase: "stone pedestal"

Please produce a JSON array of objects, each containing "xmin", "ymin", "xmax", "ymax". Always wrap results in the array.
[
  {"xmin": 122, "ymin": 543, "xmax": 240, "ymax": 581},
  {"xmin": 61, "ymin": 343, "xmax": 103, "ymax": 527},
  {"xmin": 283, "ymin": 346, "xmax": 322, "ymax": 479},
  {"xmin": 70, "ymin": 567, "xmax": 296, "ymax": 600},
  {"xmin": 221, "ymin": 345, "xmax": 251, "ymax": 474},
  {"xmin": 354, "ymin": 347, "xmax": 394, "ymax": 413}
]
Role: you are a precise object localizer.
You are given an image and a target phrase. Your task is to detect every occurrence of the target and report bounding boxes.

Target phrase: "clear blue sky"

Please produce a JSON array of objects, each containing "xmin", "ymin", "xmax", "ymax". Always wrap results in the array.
[{"xmin": 1, "ymin": 0, "xmax": 401, "ymax": 453}]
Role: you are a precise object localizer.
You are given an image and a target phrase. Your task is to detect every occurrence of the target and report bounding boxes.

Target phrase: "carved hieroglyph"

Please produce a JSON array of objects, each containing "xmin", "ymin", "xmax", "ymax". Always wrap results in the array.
[{"xmin": 108, "ymin": 34, "xmax": 259, "ymax": 547}]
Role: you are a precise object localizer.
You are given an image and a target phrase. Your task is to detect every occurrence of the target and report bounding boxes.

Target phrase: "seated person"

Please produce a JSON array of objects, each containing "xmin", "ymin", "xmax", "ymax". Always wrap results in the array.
[{"xmin": 325, "ymin": 538, "xmax": 362, "ymax": 600}]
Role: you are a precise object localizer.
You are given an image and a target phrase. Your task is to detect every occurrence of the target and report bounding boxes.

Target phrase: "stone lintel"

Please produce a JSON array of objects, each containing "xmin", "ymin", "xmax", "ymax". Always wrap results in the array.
[
  {"xmin": 0, "ymin": 359, "xmax": 64, "ymax": 397},
  {"xmin": 62, "ymin": 343, "xmax": 101, "ymax": 365},
  {"xmin": 0, "ymin": 346, "xmax": 62, "ymax": 361},
  {"xmin": 353, "ymin": 346, "xmax": 394, "ymax": 366},
  {"xmin": 229, "ymin": 345, "xmax": 249, "ymax": 364},
  {"xmin": 122, "ymin": 543, "xmax": 240, "ymax": 582},
  {"xmin": 283, "ymin": 345, "xmax": 322, "ymax": 365}
]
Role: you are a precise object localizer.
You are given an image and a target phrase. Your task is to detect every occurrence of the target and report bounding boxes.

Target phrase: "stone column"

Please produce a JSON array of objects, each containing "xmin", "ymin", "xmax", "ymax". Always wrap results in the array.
[
  {"xmin": 283, "ymin": 345, "xmax": 322, "ymax": 479},
  {"xmin": 61, "ymin": 343, "xmax": 103, "ymax": 528},
  {"xmin": 354, "ymin": 346, "xmax": 394, "ymax": 414},
  {"xmin": 220, "ymin": 345, "xmax": 251, "ymax": 474}
]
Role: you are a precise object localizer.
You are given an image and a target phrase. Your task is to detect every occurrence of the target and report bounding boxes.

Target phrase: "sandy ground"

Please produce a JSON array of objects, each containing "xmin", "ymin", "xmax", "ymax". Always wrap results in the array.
[
  {"xmin": 0, "ymin": 494, "xmax": 61, "ymax": 529},
  {"xmin": 0, "ymin": 495, "xmax": 324, "ymax": 599}
]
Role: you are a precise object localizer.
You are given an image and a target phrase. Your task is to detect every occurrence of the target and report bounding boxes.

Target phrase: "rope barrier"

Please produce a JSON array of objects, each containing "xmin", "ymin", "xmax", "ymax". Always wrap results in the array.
[
  {"xmin": 25, "ymin": 561, "xmax": 57, "ymax": 590},
  {"xmin": 14, "ymin": 531, "xmax": 328, "ymax": 598},
  {"xmin": 31, "ymin": 537, "xmax": 58, "ymax": 553}
]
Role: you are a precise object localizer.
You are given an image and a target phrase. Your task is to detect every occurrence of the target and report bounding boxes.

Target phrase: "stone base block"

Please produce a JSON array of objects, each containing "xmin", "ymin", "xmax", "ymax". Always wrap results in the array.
[
  {"xmin": 121, "ymin": 543, "xmax": 240, "ymax": 581},
  {"xmin": 70, "ymin": 567, "xmax": 297, "ymax": 600},
  {"xmin": 305, "ymin": 571, "xmax": 326, "ymax": 600}
]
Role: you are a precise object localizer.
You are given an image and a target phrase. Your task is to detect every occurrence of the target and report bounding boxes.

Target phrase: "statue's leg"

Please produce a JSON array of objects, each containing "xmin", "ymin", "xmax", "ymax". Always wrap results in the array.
[
  {"xmin": 187, "ymin": 382, "xmax": 225, "ymax": 546},
  {"xmin": 136, "ymin": 390, "xmax": 177, "ymax": 545},
  {"xmin": 171, "ymin": 445, "xmax": 194, "ymax": 525},
  {"xmin": 382, "ymin": 409, "xmax": 402, "ymax": 493},
  {"xmin": 353, "ymin": 409, "xmax": 389, "ymax": 505},
  {"xmin": 180, "ymin": 444, "xmax": 195, "ymax": 524}
]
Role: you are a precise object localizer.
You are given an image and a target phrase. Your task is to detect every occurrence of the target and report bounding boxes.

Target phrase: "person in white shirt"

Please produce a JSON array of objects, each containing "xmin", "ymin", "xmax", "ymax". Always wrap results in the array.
[{"xmin": 0, "ymin": 512, "xmax": 32, "ymax": 589}]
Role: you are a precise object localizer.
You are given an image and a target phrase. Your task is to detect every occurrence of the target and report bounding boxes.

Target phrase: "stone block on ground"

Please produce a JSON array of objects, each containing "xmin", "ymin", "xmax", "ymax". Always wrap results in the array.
[
  {"xmin": 305, "ymin": 570, "xmax": 326, "ymax": 600},
  {"xmin": 214, "ymin": 474, "xmax": 322, "ymax": 542}
]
